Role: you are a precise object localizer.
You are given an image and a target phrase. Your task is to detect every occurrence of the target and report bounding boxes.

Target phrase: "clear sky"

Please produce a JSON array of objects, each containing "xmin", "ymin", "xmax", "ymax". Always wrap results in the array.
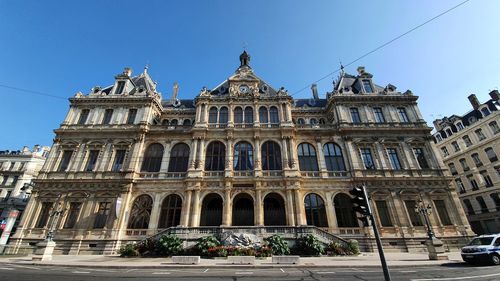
[{"xmin": 0, "ymin": 0, "xmax": 499, "ymax": 150}]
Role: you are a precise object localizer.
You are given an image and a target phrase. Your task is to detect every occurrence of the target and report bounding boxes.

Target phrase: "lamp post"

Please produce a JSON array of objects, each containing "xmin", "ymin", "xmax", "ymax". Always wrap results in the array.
[
  {"xmin": 414, "ymin": 200, "xmax": 447, "ymax": 260},
  {"xmin": 45, "ymin": 200, "xmax": 65, "ymax": 242},
  {"xmin": 33, "ymin": 194, "xmax": 65, "ymax": 261}
]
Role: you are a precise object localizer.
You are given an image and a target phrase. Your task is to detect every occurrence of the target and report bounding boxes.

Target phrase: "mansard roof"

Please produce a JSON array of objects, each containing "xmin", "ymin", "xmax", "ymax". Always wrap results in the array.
[
  {"xmin": 294, "ymin": 98, "xmax": 327, "ymax": 108},
  {"xmin": 162, "ymin": 99, "xmax": 195, "ymax": 109},
  {"xmin": 333, "ymin": 68, "xmax": 387, "ymax": 94}
]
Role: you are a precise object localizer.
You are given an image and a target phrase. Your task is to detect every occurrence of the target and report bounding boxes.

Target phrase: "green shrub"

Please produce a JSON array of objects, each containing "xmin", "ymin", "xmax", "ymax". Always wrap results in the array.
[
  {"xmin": 195, "ymin": 236, "xmax": 221, "ymax": 257},
  {"xmin": 136, "ymin": 237, "xmax": 159, "ymax": 256},
  {"xmin": 326, "ymin": 240, "xmax": 360, "ymax": 256},
  {"xmin": 255, "ymin": 246, "xmax": 273, "ymax": 257},
  {"xmin": 347, "ymin": 239, "xmax": 360, "ymax": 255},
  {"xmin": 158, "ymin": 234, "xmax": 183, "ymax": 256},
  {"xmin": 119, "ymin": 243, "xmax": 139, "ymax": 257},
  {"xmin": 264, "ymin": 234, "xmax": 290, "ymax": 255},
  {"xmin": 207, "ymin": 246, "xmax": 228, "ymax": 257},
  {"xmin": 294, "ymin": 234, "xmax": 324, "ymax": 256}
]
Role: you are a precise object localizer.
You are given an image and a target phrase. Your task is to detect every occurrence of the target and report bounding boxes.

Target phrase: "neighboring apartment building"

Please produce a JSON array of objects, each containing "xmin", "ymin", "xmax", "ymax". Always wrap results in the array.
[
  {"xmin": 8, "ymin": 52, "xmax": 471, "ymax": 255},
  {"xmin": 433, "ymin": 91, "xmax": 500, "ymax": 235},
  {"xmin": 0, "ymin": 145, "xmax": 49, "ymax": 251}
]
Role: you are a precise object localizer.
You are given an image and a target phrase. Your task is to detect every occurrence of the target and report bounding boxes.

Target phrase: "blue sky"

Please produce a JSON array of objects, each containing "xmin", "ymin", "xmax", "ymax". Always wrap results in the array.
[{"xmin": 0, "ymin": 0, "xmax": 499, "ymax": 150}]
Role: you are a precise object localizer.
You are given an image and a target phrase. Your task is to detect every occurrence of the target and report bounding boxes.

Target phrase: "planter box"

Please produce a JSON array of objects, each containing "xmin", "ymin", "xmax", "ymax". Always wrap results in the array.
[
  {"xmin": 272, "ymin": 255, "xmax": 300, "ymax": 264},
  {"xmin": 227, "ymin": 255, "xmax": 255, "ymax": 264},
  {"xmin": 172, "ymin": 256, "xmax": 200, "ymax": 264}
]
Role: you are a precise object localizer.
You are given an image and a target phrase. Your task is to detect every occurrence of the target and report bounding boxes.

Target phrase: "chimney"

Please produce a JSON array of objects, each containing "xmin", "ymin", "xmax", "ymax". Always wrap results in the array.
[
  {"xmin": 468, "ymin": 94, "xmax": 480, "ymax": 109},
  {"xmin": 172, "ymin": 82, "xmax": 179, "ymax": 100},
  {"xmin": 489, "ymin": 89, "xmax": 499, "ymax": 101},
  {"xmin": 33, "ymin": 144, "xmax": 40, "ymax": 152},
  {"xmin": 357, "ymin": 66, "xmax": 365, "ymax": 75},
  {"xmin": 22, "ymin": 146, "xmax": 30, "ymax": 154},
  {"xmin": 311, "ymin": 84, "xmax": 319, "ymax": 100},
  {"xmin": 123, "ymin": 67, "xmax": 132, "ymax": 77}
]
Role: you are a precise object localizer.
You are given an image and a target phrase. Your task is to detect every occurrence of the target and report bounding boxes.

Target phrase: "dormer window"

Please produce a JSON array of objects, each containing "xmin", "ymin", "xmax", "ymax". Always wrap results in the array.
[
  {"xmin": 114, "ymin": 81, "xmax": 125, "ymax": 95},
  {"xmin": 445, "ymin": 128, "xmax": 453, "ymax": 137},
  {"xmin": 456, "ymin": 122, "xmax": 464, "ymax": 131},
  {"xmin": 435, "ymin": 134, "xmax": 443, "ymax": 142},
  {"xmin": 362, "ymin": 80, "xmax": 373, "ymax": 93},
  {"xmin": 480, "ymin": 107, "xmax": 490, "ymax": 117}
]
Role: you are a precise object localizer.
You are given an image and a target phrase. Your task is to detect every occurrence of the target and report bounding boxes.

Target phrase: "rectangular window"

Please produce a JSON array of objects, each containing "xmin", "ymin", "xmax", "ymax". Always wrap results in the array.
[
  {"xmin": 456, "ymin": 122, "xmax": 464, "ymax": 131},
  {"xmin": 373, "ymin": 107, "xmax": 385, "ymax": 123},
  {"xmin": 475, "ymin": 128, "xmax": 486, "ymax": 141},
  {"xmin": 78, "ymin": 109, "xmax": 90, "ymax": 125},
  {"xmin": 481, "ymin": 171, "xmax": 494, "ymax": 187},
  {"xmin": 63, "ymin": 202, "xmax": 82, "ymax": 229},
  {"xmin": 114, "ymin": 81, "xmax": 125, "ymax": 95},
  {"xmin": 94, "ymin": 202, "xmax": 111, "ymax": 229},
  {"xmin": 36, "ymin": 202, "xmax": 53, "ymax": 228},
  {"xmin": 362, "ymin": 80, "xmax": 373, "ymax": 93},
  {"xmin": 387, "ymin": 148, "xmax": 402, "ymax": 170},
  {"xmin": 455, "ymin": 178, "xmax": 466, "ymax": 193},
  {"xmin": 126, "ymin": 109, "xmax": 137, "ymax": 125},
  {"xmin": 58, "ymin": 150, "xmax": 73, "ymax": 172},
  {"xmin": 459, "ymin": 158, "xmax": 469, "ymax": 171},
  {"xmin": 452, "ymin": 141, "xmax": 460, "ymax": 152},
  {"xmin": 11, "ymin": 175, "xmax": 18, "ymax": 186},
  {"xmin": 102, "ymin": 109, "xmax": 113, "ymax": 125},
  {"xmin": 471, "ymin": 153, "xmax": 483, "ymax": 167},
  {"xmin": 468, "ymin": 175, "xmax": 479, "ymax": 190},
  {"xmin": 441, "ymin": 147, "xmax": 449, "ymax": 157},
  {"xmin": 112, "ymin": 150, "xmax": 126, "ymax": 172},
  {"xmin": 1, "ymin": 176, "xmax": 7, "ymax": 185},
  {"xmin": 350, "ymin": 108, "xmax": 361, "ymax": 123},
  {"xmin": 433, "ymin": 200, "xmax": 452, "ymax": 225},
  {"xmin": 404, "ymin": 200, "xmax": 423, "ymax": 226},
  {"xmin": 360, "ymin": 148, "xmax": 375, "ymax": 170},
  {"xmin": 18, "ymin": 162, "xmax": 25, "ymax": 171},
  {"xmin": 413, "ymin": 148, "xmax": 429, "ymax": 169},
  {"xmin": 489, "ymin": 121, "xmax": 499, "ymax": 134},
  {"xmin": 462, "ymin": 135, "xmax": 473, "ymax": 147},
  {"xmin": 485, "ymin": 148, "xmax": 498, "ymax": 162},
  {"xmin": 375, "ymin": 200, "xmax": 393, "ymax": 227},
  {"xmin": 448, "ymin": 163, "xmax": 457, "ymax": 175},
  {"xmin": 85, "ymin": 150, "xmax": 99, "ymax": 171},
  {"xmin": 397, "ymin": 108, "xmax": 410, "ymax": 123},
  {"xmin": 9, "ymin": 162, "xmax": 15, "ymax": 170}
]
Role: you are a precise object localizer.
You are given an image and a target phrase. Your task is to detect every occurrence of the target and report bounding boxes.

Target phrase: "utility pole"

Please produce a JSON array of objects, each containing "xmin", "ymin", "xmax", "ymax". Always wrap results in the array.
[{"xmin": 350, "ymin": 185, "xmax": 391, "ymax": 281}]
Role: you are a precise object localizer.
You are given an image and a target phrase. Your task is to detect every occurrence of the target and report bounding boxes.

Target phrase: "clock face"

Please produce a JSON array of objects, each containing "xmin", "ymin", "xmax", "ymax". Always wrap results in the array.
[{"xmin": 239, "ymin": 85, "xmax": 249, "ymax": 93}]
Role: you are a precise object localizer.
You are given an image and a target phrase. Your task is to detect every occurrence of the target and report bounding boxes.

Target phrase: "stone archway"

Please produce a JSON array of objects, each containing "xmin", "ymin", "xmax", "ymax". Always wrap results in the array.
[
  {"xmin": 264, "ymin": 193, "xmax": 286, "ymax": 226},
  {"xmin": 232, "ymin": 193, "xmax": 254, "ymax": 226},
  {"xmin": 200, "ymin": 193, "xmax": 223, "ymax": 226}
]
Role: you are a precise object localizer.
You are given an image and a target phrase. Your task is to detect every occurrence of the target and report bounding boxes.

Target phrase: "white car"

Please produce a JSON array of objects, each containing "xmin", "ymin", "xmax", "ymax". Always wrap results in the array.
[{"xmin": 461, "ymin": 234, "xmax": 500, "ymax": 265}]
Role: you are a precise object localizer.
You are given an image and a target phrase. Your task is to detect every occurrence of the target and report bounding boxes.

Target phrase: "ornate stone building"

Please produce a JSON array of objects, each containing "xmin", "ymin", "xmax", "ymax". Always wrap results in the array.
[
  {"xmin": 8, "ymin": 52, "xmax": 472, "ymax": 255},
  {"xmin": 433, "ymin": 92, "xmax": 499, "ymax": 234}
]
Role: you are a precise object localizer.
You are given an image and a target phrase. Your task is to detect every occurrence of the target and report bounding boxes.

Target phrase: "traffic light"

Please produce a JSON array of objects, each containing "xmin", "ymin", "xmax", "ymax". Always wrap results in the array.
[{"xmin": 349, "ymin": 185, "xmax": 371, "ymax": 217}]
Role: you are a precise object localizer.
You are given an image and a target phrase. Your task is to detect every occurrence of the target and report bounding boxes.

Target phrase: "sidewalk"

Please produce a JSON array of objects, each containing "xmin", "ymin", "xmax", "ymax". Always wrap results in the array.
[{"xmin": 0, "ymin": 252, "xmax": 463, "ymax": 268}]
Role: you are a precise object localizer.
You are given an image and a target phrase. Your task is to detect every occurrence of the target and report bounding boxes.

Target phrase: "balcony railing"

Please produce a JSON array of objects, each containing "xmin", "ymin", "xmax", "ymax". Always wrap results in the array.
[
  {"xmin": 204, "ymin": 171, "xmax": 224, "ymax": 177},
  {"xmin": 327, "ymin": 171, "xmax": 349, "ymax": 177},
  {"xmin": 138, "ymin": 172, "xmax": 186, "ymax": 179},
  {"xmin": 300, "ymin": 171, "xmax": 320, "ymax": 177},
  {"xmin": 233, "ymin": 171, "xmax": 254, "ymax": 177},
  {"xmin": 261, "ymin": 171, "xmax": 283, "ymax": 177}
]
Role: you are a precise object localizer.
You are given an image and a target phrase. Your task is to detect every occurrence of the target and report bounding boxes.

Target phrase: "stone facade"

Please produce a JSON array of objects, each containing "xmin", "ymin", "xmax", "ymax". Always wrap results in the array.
[
  {"xmin": 433, "ymin": 92, "xmax": 500, "ymax": 234},
  {"xmin": 0, "ymin": 145, "xmax": 49, "ymax": 251},
  {"xmin": 7, "ymin": 52, "xmax": 472, "ymax": 255}
]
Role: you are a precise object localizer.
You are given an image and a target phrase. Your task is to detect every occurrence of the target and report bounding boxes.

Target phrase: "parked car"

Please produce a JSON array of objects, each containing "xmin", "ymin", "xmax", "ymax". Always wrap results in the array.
[{"xmin": 461, "ymin": 234, "xmax": 500, "ymax": 265}]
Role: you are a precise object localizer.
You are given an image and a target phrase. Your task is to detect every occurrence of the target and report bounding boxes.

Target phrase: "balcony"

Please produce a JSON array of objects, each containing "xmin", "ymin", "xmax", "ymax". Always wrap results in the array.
[
  {"xmin": 138, "ymin": 172, "xmax": 186, "ymax": 179},
  {"xmin": 233, "ymin": 171, "xmax": 254, "ymax": 177},
  {"xmin": 300, "ymin": 171, "xmax": 320, "ymax": 177},
  {"xmin": 327, "ymin": 171, "xmax": 349, "ymax": 177},
  {"xmin": 261, "ymin": 171, "xmax": 283, "ymax": 177},
  {"xmin": 41, "ymin": 171, "xmax": 131, "ymax": 180},
  {"xmin": 203, "ymin": 171, "xmax": 224, "ymax": 177}
]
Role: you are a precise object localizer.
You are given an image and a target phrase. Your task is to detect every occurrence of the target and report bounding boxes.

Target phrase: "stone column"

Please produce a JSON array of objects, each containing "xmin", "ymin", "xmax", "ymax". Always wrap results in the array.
[
  {"xmin": 195, "ymin": 104, "xmax": 202, "ymax": 123},
  {"xmin": 286, "ymin": 102, "xmax": 292, "ymax": 122},
  {"xmin": 188, "ymin": 138, "xmax": 198, "ymax": 170},
  {"xmin": 181, "ymin": 190, "xmax": 192, "ymax": 227},
  {"xmin": 400, "ymin": 142, "xmax": 417, "ymax": 170},
  {"xmin": 115, "ymin": 188, "xmax": 134, "ymax": 241},
  {"xmin": 69, "ymin": 144, "xmax": 85, "ymax": 172},
  {"xmin": 190, "ymin": 189, "xmax": 201, "ymax": 227},
  {"xmin": 294, "ymin": 188, "xmax": 305, "ymax": 225},
  {"xmin": 281, "ymin": 138, "xmax": 289, "ymax": 169},
  {"xmin": 254, "ymin": 137, "xmax": 261, "ymax": 174},
  {"xmin": 255, "ymin": 188, "xmax": 264, "ymax": 225},
  {"xmin": 203, "ymin": 103, "xmax": 209, "ymax": 123},
  {"xmin": 148, "ymin": 193, "xmax": 162, "ymax": 230},
  {"xmin": 289, "ymin": 137, "xmax": 299, "ymax": 170},
  {"xmin": 325, "ymin": 192, "xmax": 338, "ymax": 231},
  {"xmin": 222, "ymin": 187, "xmax": 232, "ymax": 226},
  {"xmin": 226, "ymin": 137, "xmax": 233, "ymax": 172},
  {"xmin": 315, "ymin": 139, "xmax": 327, "ymax": 176},
  {"xmin": 285, "ymin": 189, "xmax": 296, "ymax": 226},
  {"xmin": 198, "ymin": 138, "xmax": 206, "ymax": 170},
  {"xmin": 228, "ymin": 103, "xmax": 234, "ymax": 127},
  {"xmin": 46, "ymin": 143, "xmax": 61, "ymax": 172},
  {"xmin": 254, "ymin": 102, "xmax": 260, "ymax": 127},
  {"xmin": 374, "ymin": 142, "xmax": 389, "ymax": 169},
  {"xmin": 159, "ymin": 141, "xmax": 171, "ymax": 173},
  {"xmin": 98, "ymin": 143, "xmax": 113, "ymax": 171}
]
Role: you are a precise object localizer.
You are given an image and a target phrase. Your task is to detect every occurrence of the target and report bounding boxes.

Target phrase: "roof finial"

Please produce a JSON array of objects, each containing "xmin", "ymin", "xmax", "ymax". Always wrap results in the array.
[
  {"xmin": 144, "ymin": 63, "xmax": 149, "ymax": 74},
  {"xmin": 239, "ymin": 50, "xmax": 250, "ymax": 67},
  {"xmin": 339, "ymin": 60, "xmax": 344, "ymax": 74}
]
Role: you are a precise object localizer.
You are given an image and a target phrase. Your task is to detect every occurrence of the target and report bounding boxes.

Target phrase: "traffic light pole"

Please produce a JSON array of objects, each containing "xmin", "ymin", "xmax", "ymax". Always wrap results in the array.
[{"xmin": 361, "ymin": 186, "xmax": 392, "ymax": 281}]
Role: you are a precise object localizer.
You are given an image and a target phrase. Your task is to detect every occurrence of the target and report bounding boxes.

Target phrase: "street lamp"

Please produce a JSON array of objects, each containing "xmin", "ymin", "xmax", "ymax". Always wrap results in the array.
[
  {"xmin": 32, "ymin": 194, "xmax": 66, "ymax": 261},
  {"xmin": 414, "ymin": 200, "xmax": 447, "ymax": 260},
  {"xmin": 45, "ymin": 200, "xmax": 66, "ymax": 241}
]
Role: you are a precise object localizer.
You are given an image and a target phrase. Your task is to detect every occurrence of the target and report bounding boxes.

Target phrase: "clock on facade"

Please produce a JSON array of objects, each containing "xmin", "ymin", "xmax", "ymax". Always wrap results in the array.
[{"xmin": 239, "ymin": 85, "xmax": 249, "ymax": 94}]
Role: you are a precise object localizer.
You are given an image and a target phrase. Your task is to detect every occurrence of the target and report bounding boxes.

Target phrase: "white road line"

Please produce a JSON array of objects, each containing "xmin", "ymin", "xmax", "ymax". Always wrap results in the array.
[
  {"xmin": 152, "ymin": 272, "xmax": 171, "ymax": 275},
  {"xmin": 10, "ymin": 265, "xmax": 40, "ymax": 270},
  {"xmin": 316, "ymin": 271, "xmax": 336, "ymax": 274},
  {"xmin": 280, "ymin": 268, "xmax": 285, "ymax": 273},
  {"xmin": 0, "ymin": 267, "xmax": 14, "ymax": 270},
  {"xmin": 235, "ymin": 271, "xmax": 253, "ymax": 275},
  {"xmin": 400, "ymin": 270, "xmax": 417, "ymax": 273},
  {"xmin": 203, "ymin": 268, "xmax": 209, "ymax": 273},
  {"xmin": 411, "ymin": 272, "xmax": 500, "ymax": 281},
  {"xmin": 126, "ymin": 269, "xmax": 137, "ymax": 272},
  {"xmin": 72, "ymin": 271, "xmax": 90, "ymax": 274}
]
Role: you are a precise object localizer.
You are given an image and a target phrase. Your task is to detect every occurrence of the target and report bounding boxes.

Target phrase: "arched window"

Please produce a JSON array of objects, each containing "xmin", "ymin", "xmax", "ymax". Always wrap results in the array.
[
  {"xmin": 297, "ymin": 118, "xmax": 305, "ymax": 125},
  {"xmin": 319, "ymin": 118, "xmax": 326, "ymax": 125},
  {"xmin": 158, "ymin": 194, "xmax": 182, "ymax": 228},
  {"xmin": 183, "ymin": 119, "xmax": 191, "ymax": 126},
  {"xmin": 298, "ymin": 143, "xmax": 319, "ymax": 171},
  {"xmin": 244, "ymin": 107, "xmax": 253, "ymax": 124},
  {"xmin": 200, "ymin": 193, "xmax": 223, "ymax": 226},
  {"xmin": 234, "ymin": 141, "xmax": 254, "ymax": 170},
  {"xmin": 170, "ymin": 119, "xmax": 178, "ymax": 126},
  {"xmin": 208, "ymin": 107, "xmax": 218, "ymax": 124},
  {"xmin": 127, "ymin": 195, "xmax": 153, "ymax": 229},
  {"xmin": 334, "ymin": 193, "xmax": 358, "ymax": 227},
  {"xmin": 304, "ymin": 193, "xmax": 328, "ymax": 227},
  {"xmin": 141, "ymin": 143, "xmax": 164, "ymax": 172},
  {"xmin": 259, "ymin": 107, "xmax": 268, "ymax": 123},
  {"xmin": 168, "ymin": 143, "xmax": 190, "ymax": 172},
  {"xmin": 234, "ymin": 107, "xmax": 243, "ymax": 124},
  {"xmin": 261, "ymin": 141, "xmax": 282, "ymax": 170},
  {"xmin": 219, "ymin": 107, "xmax": 228, "ymax": 124},
  {"xmin": 310, "ymin": 118, "xmax": 318, "ymax": 125},
  {"xmin": 205, "ymin": 141, "xmax": 226, "ymax": 171},
  {"xmin": 269, "ymin": 106, "xmax": 279, "ymax": 123},
  {"xmin": 162, "ymin": 119, "xmax": 169, "ymax": 126},
  {"xmin": 323, "ymin": 143, "xmax": 346, "ymax": 171}
]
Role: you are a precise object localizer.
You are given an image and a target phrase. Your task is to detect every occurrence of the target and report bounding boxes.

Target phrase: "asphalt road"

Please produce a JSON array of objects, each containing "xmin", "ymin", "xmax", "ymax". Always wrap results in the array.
[{"xmin": 0, "ymin": 263, "xmax": 499, "ymax": 281}]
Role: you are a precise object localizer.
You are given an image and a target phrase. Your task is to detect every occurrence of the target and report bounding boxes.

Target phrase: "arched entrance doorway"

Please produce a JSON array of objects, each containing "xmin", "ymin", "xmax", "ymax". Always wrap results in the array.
[
  {"xmin": 200, "ymin": 193, "xmax": 223, "ymax": 226},
  {"xmin": 232, "ymin": 193, "xmax": 254, "ymax": 226},
  {"xmin": 264, "ymin": 193, "xmax": 286, "ymax": 226},
  {"xmin": 334, "ymin": 193, "xmax": 359, "ymax": 227}
]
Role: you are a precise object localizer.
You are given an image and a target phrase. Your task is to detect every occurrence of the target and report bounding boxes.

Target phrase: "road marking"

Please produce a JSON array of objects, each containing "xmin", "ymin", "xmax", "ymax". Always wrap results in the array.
[
  {"xmin": 203, "ymin": 268, "xmax": 209, "ymax": 273},
  {"xmin": 400, "ymin": 270, "xmax": 417, "ymax": 273},
  {"xmin": 10, "ymin": 265, "xmax": 40, "ymax": 270},
  {"xmin": 235, "ymin": 271, "xmax": 253, "ymax": 275},
  {"xmin": 126, "ymin": 269, "xmax": 137, "ymax": 272},
  {"xmin": 72, "ymin": 271, "xmax": 90, "ymax": 274},
  {"xmin": 0, "ymin": 267, "xmax": 14, "ymax": 270},
  {"xmin": 411, "ymin": 272, "xmax": 500, "ymax": 281},
  {"xmin": 280, "ymin": 268, "xmax": 285, "ymax": 273},
  {"xmin": 316, "ymin": 271, "xmax": 336, "ymax": 274},
  {"xmin": 152, "ymin": 272, "xmax": 171, "ymax": 275}
]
